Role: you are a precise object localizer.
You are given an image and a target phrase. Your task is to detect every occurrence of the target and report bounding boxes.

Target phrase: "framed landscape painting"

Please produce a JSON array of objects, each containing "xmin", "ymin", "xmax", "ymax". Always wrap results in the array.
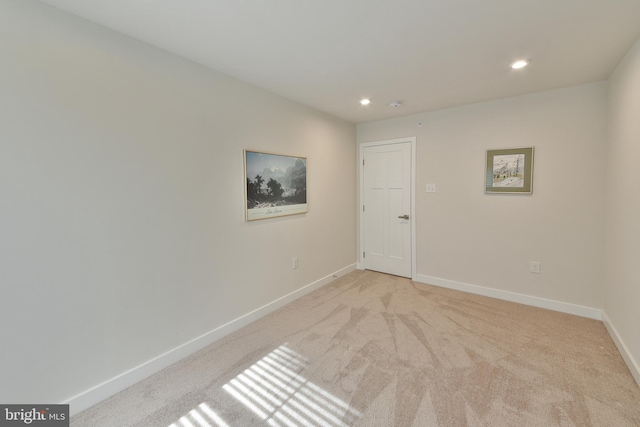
[
  {"xmin": 485, "ymin": 147, "xmax": 534, "ymax": 194},
  {"xmin": 244, "ymin": 150, "xmax": 308, "ymax": 221}
]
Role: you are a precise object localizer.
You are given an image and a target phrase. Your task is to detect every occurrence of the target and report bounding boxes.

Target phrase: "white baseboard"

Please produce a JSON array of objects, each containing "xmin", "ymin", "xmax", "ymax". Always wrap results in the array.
[
  {"xmin": 64, "ymin": 263, "xmax": 357, "ymax": 416},
  {"xmin": 414, "ymin": 274, "xmax": 602, "ymax": 320},
  {"xmin": 601, "ymin": 312, "xmax": 640, "ymax": 387},
  {"xmin": 414, "ymin": 274, "xmax": 640, "ymax": 387}
]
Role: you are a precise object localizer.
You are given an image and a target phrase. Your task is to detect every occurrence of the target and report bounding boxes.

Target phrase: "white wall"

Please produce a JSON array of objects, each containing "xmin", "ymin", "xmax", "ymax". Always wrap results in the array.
[
  {"xmin": 357, "ymin": 83, "xmax": 607, "ymax": 312},
  {"xmin": 604, "ymin": 37, "xmax": 640, "ymax": 383},
  {"xmin": 0, "ymin": 0, "xmax": 356, "ymax": 409}
]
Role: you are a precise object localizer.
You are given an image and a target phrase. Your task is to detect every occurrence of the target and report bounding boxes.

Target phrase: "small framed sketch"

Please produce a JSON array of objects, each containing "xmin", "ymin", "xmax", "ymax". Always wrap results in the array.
[
  {"xmin": 485, "ymin": 147, "xmax": 534, "ymax": 194},
  {"xmin": 244, "ymin": 150, "xmax": 307, "ymax": 221}
]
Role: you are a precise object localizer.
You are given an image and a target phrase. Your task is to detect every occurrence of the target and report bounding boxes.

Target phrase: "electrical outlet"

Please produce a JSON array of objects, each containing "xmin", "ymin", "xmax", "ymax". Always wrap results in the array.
[
  {"xmin": 426, "ymin": 183, "xmax": 437, "ymax": 193},
  {"xmin": 292, "ymin": 257, "xmax": 299, "ymax": 270},
  {"xmin": 530, "ymin": 261, "xmax": 541, "ymax": 274}
]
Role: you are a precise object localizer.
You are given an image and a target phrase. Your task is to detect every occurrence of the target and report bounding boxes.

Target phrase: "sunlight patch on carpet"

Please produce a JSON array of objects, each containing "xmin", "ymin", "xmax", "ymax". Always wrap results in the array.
[
  {"xmin": 168, "ymin": 402, "xmax": 230, "ymax": 427},
  {"xmin": 223, "ymin": 343, "xmax": 361, "ymax": 426}
]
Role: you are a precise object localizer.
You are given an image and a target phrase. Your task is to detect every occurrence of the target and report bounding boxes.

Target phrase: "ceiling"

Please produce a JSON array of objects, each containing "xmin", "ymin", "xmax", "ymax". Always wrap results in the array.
[{"xmin": 37, "ymin": 0, "xmax": 640, "ymax": 123}]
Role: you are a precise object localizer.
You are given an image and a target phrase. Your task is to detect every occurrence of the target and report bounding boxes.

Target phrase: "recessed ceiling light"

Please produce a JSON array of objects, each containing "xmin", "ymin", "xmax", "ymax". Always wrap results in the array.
[
  {"xmin": 511, "ymin": 59, "xmax": 529, "ymax": 69},
  {"xmin": 360, "ymin": 98, "xmax": 371, "ymax": 106}
]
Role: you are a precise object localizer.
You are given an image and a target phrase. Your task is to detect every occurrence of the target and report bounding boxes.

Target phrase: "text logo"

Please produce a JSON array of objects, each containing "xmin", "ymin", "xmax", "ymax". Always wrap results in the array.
[{"xmin": 1, "ymin": 405, "xmax": 68, "ymax": 426}]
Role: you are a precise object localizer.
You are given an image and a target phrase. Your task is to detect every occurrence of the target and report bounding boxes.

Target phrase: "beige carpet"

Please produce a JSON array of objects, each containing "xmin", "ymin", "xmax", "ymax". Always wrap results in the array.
[{"xmin": 71, "ymin": 270, "xmax": 640, "ymax": 426}]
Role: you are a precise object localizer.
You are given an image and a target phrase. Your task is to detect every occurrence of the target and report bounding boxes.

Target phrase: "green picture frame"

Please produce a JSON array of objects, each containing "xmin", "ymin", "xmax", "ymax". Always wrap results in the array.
[{"xmin": 485, "ymin": 147, "xmax": 534, "ymax": 194}]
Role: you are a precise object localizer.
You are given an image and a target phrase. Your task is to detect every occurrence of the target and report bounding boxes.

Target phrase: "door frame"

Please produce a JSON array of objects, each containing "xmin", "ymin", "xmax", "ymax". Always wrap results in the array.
[{"xmin": 358, "ymin": 137, "xmax": 416, "ymax": 280}]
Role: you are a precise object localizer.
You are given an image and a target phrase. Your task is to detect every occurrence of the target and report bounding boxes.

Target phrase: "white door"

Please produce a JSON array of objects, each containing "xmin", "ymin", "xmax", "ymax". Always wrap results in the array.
[{"xmin": 362, "ymin": 141, "xmax": 412, "ymax": 278}]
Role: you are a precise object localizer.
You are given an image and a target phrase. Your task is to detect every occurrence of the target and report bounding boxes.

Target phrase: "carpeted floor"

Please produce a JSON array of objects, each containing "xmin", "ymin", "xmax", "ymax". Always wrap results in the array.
[{"xmin": 71, "ymin": 270, "xmax": 640, "ymax": 426}]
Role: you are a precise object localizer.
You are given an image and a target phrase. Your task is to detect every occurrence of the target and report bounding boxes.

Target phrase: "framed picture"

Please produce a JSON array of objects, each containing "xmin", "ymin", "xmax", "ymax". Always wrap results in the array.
[
  {"xmin": 244, "ymin": 150, "xmax": 308, "ymax": 221},
  {"xmin": 485, "ymin": 147, "xmax": 534, "ymax": 194}
]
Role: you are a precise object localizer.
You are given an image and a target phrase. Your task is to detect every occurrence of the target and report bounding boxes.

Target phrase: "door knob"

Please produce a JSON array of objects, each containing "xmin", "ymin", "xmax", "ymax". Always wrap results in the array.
[{"xmin": 398, "ymin": 215, "xmax": 409, "ymax": 220}]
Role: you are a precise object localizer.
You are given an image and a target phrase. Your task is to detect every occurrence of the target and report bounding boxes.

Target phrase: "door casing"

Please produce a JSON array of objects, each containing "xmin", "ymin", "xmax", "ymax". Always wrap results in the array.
[{"xmin": 358, "ymin": 137, "xmax": 416, "ymax": 279}]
